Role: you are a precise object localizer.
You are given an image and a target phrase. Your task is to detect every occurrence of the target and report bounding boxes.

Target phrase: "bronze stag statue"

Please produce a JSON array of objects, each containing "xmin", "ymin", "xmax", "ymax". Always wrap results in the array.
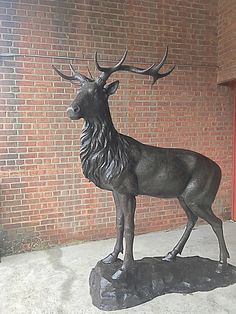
[{"xmin": 53, "ymin": 48, "xmax": 229, "ymax": 279}]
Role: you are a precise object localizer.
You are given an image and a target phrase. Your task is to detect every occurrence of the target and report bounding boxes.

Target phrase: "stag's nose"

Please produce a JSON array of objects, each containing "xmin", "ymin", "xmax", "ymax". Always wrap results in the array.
[
  {"xmin": 67, "ymin": 107, "xmax": 75, "ymax": 118},
  {"xmin": 67, "ymin": 107, "xmax": 80, "ymax": 120}
]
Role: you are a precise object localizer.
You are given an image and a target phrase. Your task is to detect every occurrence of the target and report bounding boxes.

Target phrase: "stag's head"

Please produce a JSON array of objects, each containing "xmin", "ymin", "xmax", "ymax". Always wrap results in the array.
[{"xmin": 53, "ymin": 48, "xmax": 175, "ymax": 121}]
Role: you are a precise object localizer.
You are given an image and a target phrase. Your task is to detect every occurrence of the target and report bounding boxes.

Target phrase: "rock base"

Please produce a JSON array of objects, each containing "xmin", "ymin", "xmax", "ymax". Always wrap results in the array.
[{"xmin": 89, "ymin": 256, "xmax": 236, "ymax": 311}]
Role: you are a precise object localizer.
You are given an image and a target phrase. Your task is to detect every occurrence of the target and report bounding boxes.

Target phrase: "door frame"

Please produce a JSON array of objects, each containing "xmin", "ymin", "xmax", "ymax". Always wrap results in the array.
[{"xmin": 233, "ymin": 84, "xmax": 236, "ymax": 221}]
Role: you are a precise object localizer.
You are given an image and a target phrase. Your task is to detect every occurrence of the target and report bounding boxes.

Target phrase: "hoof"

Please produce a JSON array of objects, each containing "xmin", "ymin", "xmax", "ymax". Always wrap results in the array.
[
  {"xmin": 102, "ymin": 253, "xmax": 117, "ymax": 264},
  {"xmin": 162, "ymin": 252, "xmax": 176, "ymax": 262},
  {"xmin": 216, "ymin": 262, "xmax": 227, "ymax": 274}
]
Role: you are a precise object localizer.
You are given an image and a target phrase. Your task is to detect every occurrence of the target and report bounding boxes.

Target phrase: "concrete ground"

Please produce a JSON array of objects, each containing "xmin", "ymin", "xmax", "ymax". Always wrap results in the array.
[{"xmin": 0, "ymin": 221, "xmax": 236, "ymax": 314}]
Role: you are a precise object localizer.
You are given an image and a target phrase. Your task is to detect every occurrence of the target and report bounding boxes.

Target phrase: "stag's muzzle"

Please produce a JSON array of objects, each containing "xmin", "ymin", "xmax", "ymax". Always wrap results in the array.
[{"xmin": 67, "ymin": 107, "xmax": 81, "ymax": 120}]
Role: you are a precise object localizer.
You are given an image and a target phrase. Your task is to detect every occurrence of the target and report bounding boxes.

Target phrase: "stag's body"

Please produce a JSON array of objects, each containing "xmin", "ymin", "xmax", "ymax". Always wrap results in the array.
[
  {"xmin": 53, "ymin": 49, "xmax": 229, "ymax": 278},
  {"xmin": 81, "ymin": 115, "xmax": 220, "ymax": 201}
]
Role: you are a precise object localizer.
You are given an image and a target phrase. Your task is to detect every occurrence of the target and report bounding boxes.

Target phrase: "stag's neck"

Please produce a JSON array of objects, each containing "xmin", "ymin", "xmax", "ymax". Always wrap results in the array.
[
  {"xmin": 80, "ymin": 114, "xmax": 129, "ymax": 186},
  {"xmin": 81, "ymin": 114, "xmax": 118, "ymax": 148}
]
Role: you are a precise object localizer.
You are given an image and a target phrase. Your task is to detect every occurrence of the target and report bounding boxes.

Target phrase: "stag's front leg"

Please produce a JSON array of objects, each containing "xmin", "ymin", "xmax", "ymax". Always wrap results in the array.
[
  {"xmin": 102, "ymin": 191, "xmax": 124, "ymax": 264},
  {"xmin": 122, "ymin": 194, "xmax": 136, "ymax": 270},
  {"xmin": 112, "ymin": 194, "xmax": 136, "ymax": 279}
]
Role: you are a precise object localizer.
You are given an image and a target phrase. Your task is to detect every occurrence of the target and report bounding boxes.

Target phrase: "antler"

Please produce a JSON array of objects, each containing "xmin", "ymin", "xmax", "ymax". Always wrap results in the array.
[
  {"xmin": 52, "ymin": 63, "xmax": 93, "ymax": 85},
  {"xmin": 95, "ymin": 47, "xmax": 175, "ymax": 86}
]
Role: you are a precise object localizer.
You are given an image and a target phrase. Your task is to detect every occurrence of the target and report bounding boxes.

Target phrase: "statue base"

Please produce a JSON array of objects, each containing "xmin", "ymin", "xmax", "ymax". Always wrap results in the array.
[{"xmin": 89, "ymin": 256, "xmax": 236, "ymax": 311}]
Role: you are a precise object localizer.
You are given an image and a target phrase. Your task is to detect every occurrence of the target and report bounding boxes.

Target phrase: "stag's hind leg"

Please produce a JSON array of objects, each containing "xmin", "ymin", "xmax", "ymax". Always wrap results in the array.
[
  {"xmin": 183, "ymin": 201, "xmax": 230, "ymax": 272},
  {"xmin": 163, "ymin": 197, "xmax": 198, "ymax": 262}
]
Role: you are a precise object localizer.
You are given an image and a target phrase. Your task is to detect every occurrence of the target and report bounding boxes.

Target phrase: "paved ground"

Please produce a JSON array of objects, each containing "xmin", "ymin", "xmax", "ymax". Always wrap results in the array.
[{"xmin": 0, "ymin": 221, "xmax": 236, "ymax": 314}]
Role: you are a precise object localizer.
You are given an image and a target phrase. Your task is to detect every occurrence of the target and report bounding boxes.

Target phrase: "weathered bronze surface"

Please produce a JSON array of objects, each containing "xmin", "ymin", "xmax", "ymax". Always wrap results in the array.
[{"xmin": 53, "ymin": 48, "xmax": 230, "ymax": 307}]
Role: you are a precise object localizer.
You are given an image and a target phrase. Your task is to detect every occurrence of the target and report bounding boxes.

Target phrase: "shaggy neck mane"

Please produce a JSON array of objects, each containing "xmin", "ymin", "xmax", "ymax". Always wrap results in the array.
[{"xmin": 80, "ymin": 116, "xmax": 129, "ymax": 186}]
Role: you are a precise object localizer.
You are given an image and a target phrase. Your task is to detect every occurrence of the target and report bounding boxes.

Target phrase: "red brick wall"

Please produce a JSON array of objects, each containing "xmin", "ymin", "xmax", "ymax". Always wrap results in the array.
[
  {"xmin": 218, "ymin": 0, "xmax": 236, "ymax": 83},
  {"xmin": 0, "ymin": 0, "xmax": 233, "ymax": 254}
]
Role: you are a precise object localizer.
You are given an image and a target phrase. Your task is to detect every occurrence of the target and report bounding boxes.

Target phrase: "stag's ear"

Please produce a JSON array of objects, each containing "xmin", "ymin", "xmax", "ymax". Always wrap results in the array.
[{"xmin": 105, "ymin": 80, "xmax": 119, "ymax": 96}]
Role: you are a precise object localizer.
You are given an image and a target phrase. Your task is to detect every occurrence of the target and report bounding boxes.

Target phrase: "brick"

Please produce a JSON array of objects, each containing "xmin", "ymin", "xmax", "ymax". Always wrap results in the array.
[{"xmin": 217, "ymin": 0, "xmax": 236, "ymax": 83}]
